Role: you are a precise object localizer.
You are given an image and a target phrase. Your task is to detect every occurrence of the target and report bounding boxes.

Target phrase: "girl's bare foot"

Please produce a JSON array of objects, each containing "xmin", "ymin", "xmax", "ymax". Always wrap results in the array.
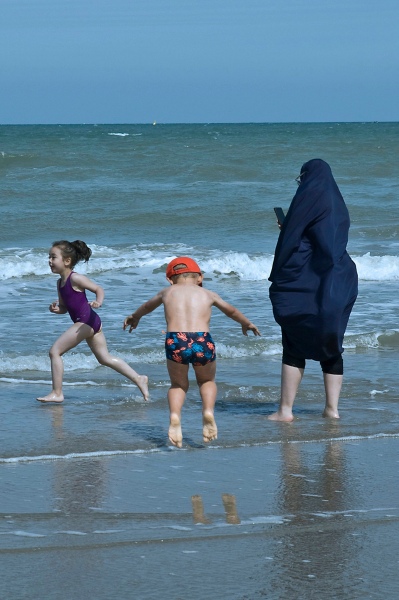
[
  {"xmin": 168, "ymin": 414, "xmax": 183, "ymax": 448},
  {"xmin": 268, "ymin": 409, "xmax": 294, "ymax": 422},
  {"xmin": 136, "ymin": 375, "xmax": 149, "ymax": 401},
  {"xmin": 203, "ymin": 410, "xmax": 217, "ymax": 443},
  {"xmin": 36, "ymin": 392, "xmax": 64, "ymax": 403}
]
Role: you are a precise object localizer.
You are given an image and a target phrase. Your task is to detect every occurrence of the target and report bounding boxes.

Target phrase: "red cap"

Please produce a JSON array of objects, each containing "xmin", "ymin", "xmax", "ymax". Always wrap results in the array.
[{"xmin": 166, "ymin": 256, "xmax": 201, "ymax": 279}]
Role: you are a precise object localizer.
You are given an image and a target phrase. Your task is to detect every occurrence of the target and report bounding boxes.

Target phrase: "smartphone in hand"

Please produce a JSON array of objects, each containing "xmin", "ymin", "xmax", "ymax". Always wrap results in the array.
[{"xmin": 274, "ymin": 207, "xmax": 285, "ymax": 226}]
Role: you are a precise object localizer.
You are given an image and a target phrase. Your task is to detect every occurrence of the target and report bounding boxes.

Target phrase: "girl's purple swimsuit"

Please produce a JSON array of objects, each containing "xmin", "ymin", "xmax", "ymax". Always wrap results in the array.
[{"xmin": 59, "ymin": 272, "xmax": 102, "ymax": 333}]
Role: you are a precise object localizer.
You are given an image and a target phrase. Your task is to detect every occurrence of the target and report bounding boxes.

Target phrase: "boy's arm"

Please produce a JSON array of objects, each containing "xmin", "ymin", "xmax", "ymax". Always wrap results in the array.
[
  {"xmin": 212, "ymin": 293, "xmax": 261, "ymax": 336},
  {"xmin": 123, "ymin": 291, "xmax": 164, "ymax": 333}
]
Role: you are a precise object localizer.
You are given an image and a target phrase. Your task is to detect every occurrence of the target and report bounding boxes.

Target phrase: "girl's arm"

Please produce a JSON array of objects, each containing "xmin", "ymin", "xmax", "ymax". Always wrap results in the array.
[
  {"xmin": 49, "ymin": 280, "xmax": 68, "ymax": 314},
  {"xmin": 71, "ymin": 273, "xmax": 104, "ymax": 308}
]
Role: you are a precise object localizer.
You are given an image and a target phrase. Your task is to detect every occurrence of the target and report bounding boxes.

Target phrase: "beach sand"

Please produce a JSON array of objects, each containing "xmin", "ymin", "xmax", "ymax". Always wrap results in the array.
[{"xmin": 1, "ymin": 435, "xmax": 398, "ymax": 599}]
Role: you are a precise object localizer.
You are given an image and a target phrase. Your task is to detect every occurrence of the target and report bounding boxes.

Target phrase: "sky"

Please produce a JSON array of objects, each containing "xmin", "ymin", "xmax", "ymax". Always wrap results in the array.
[{"xmin": 1, "ymin": 0, "xmax": 398, "ymax": 124}]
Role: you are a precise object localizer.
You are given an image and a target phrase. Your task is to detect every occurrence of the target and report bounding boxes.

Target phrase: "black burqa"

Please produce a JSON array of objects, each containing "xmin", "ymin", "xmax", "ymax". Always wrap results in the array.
[{"xmin": 269, "ymin": 159, "xmax": 358, "ymax": 362}]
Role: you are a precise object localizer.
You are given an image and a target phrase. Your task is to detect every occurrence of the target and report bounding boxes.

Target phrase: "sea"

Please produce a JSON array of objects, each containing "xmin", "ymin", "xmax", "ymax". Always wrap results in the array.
[{"xmin": 1, "ymin": 123, "xmax": 398, "ymax": 599}]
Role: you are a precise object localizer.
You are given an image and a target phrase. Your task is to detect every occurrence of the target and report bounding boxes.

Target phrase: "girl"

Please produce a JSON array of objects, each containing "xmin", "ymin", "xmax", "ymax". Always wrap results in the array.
[{"xmin": 37, "ymin": 240, "xmax": 149, "ymax": 403}]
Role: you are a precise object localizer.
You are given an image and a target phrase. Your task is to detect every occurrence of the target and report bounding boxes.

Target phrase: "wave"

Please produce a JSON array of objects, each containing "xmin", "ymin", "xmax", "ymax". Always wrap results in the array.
[
  {"xmin": 2, "ymin": 245, "xmax": 399, "ymax": 282},
  {"xmin": 2, "ymin": 432, "xmax": 399, "ymax": 464},
  {"xmin": 107, "ymin": 132, "xmax": 143, "ymax": 137},
  {"xmin": 0, "ymin": 331, "xmax": 397, "ymax": 378},
  {"xmin": 354, "ymin": 252, "xmax": 399, "ymax": 281},
  {"xmin": 344, "ymin": 329, "xmax": 399, "ymax": 349},
  {"xmin": 0, "ymin": 340, "xmax": 279, "ymax": 376}
]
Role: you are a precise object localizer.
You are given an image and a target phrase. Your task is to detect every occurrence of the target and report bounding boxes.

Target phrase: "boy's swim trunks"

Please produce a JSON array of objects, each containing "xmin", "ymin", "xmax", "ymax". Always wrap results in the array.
[{"xmin": 165, "ymin": 332, "xmax": 216, "ymax": 366}]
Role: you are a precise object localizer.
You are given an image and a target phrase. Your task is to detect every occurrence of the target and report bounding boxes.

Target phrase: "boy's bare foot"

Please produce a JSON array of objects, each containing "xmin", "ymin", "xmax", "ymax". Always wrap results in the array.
[
  {"xmin": 322, "ymin": 407, "xmax": 340, "ymax": 419},
  {"xmin": 136, "ymin": 375, "xmax": 149, "ymax": 401},
  {"xmin": 36, "ymin": 392, "xmax": 64, "ymax": 403},
  {"xmin": 268, "ymin": 409, "xmax": 294, "ymax": 422},
  {"xmin": 203, "ymin": 410, "xmax": 217, "ymax": 443},
  {"xmin": 168, "ymin": 414, "xmax": 183, "ymax": 448},
  {"xmin": 191, "ymin": 495, "xmax": 211, "ymax": 524}
]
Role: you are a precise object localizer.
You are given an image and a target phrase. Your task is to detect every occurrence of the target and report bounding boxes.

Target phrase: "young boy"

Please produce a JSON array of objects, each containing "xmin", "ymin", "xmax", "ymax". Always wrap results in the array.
[{"xmin": 123, "ymin": 256, "xmax": 260, "ymax": 448}]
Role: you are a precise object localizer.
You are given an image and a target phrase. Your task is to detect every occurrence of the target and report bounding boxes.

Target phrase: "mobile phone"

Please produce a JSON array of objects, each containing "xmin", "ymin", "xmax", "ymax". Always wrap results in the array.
[{"xmin": 274, "ymin": 207, "xmax": 285, "ymax": 226}]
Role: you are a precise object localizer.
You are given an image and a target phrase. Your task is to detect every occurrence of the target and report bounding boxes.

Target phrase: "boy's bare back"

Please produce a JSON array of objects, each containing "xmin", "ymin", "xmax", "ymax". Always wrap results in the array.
[
  {"xmin": 123, "ymin": 272, "xmax": 260, "ymax": 337},
  {"xmin": 161, "ymin": 279, "xmax": 219, "ymax": 331}
]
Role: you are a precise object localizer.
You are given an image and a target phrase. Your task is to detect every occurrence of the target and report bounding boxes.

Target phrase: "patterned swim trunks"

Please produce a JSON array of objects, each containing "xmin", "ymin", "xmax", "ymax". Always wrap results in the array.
[{"xmin": 165, "ymin": 332, "xmax": 216, "ymax": 366}]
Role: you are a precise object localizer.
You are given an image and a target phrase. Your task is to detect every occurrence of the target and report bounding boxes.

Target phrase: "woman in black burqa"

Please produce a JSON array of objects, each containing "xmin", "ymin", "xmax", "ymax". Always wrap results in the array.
[{"xmin": 268, "ymin": 159, "xmax": 358, "ymax": 421}]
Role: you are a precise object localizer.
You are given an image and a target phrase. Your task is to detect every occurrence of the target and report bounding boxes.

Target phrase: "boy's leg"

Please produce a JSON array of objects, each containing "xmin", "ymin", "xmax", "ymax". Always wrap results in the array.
[
  {"xmin": 268, "ymin": 363, "xmax": 304, "ymax": 422},
  {"xmin": 86, "ymin": 331, "xmax": 149, "ymax": 400},
  {"xmin": 322, "ymin": 373, "xmax": 342, "ymax": 418},
  {"xmin": 193, "ymin": 361, "xmax": 218, "ymax": 443},
  {"xmin": 166, "ymin": 359, "xmax": 189, "ymax": 448},
  {"xmin": 37, "ymin": 323, "xmax": 93, "ymax": 403}
]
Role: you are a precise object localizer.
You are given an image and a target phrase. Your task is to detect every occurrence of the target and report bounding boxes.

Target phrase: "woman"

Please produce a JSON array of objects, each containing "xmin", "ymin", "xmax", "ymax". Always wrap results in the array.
[{"xmin": 268, "ymin": 159, "xmax": 358, "ymax": 421}]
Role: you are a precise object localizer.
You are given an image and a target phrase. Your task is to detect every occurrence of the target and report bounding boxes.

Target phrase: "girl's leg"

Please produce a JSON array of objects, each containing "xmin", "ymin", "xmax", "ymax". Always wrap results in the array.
[
  {"xmin": 37, "ymin": 323, "xmax": 94, "ymax": 403},
  {"xmin": 166, "ymin": 359, "xmax": 190, "ymax": 448},
  {"xmin": 86, "ymin": 331, "xmax": 149, "ymax": 400},
  {"xmin": 268, "ymin": 363, "xmax": 304, "ymax": 422},
  {"xmin": 322, "ymin": 373, "xmax": 342, "ymax": 418},
  {"xmin": 193, "ymin": 361, "xmax": 218, "ymax": 443}
]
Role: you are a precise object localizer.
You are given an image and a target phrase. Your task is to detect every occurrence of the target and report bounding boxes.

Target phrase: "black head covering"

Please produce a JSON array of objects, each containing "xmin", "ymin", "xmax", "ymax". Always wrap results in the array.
[{"xmin": 269, "ymin": 159, "xmax": 358, "ymax": 361}]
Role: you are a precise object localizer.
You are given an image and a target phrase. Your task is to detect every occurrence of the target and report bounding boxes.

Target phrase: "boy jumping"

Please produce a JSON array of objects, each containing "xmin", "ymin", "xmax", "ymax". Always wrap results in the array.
[{"xmin": 123, "ymin": 256, "xmax": 260, "ymax": 448}]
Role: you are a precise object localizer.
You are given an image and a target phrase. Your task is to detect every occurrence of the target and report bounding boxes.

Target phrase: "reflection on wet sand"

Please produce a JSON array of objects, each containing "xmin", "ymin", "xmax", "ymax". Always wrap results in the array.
[
  {"xmin": 271, "ymin": 434, "xmax": 361, "ymax": 596},
  {"xmin": 40, "ymin": 403, "xmax": 109, "ymax": 514},
  {"xmin": 191, "ymin": 494, "xmax": 241, "ymax": 525}
]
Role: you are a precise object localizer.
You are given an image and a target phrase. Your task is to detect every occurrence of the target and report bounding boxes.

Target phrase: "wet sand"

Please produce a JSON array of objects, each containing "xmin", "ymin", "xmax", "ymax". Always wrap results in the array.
[{"xmin": 1, "ymin": 436, "xmax": 398, "ymax": 599}]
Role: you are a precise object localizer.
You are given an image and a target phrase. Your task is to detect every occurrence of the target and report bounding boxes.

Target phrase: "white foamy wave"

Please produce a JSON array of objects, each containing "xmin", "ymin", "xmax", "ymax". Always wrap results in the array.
[
  {"xmin": 0, "ymin": 245, "xmax": 181, "ymax": 280},
  {"xmin": 0, "ymin": 448, "xmax": 163, "ymax": 464},
  {"xmin": 0, "ymin": 245, "xmax": 273, "ymax": 282},
  {"xmin": 344, "ymin": 329, "xmax": 399, "ymax": 349},
  {"xmin": 0, "ymin": 342, "xmax": 273, "ymax": 376},
  {"xmin": 353, "ymin": 253, "xmax": 399, "ymax": 281},
  {"xmin": 0, "ymin": 250, "xmax": 51, "ymax": 280},
  {"xmin": 0, "ymin": 377, "xmax": 101, "ymax": 386},
  {"xmin": 2, "ymin": 432, "xmax": 399, "ymax": 463},
  {"xmin": 216, "ymin": 341, "xmax": 281, "ymax": 359},
  {"xmin": 0, "ymin": 347, "xmax": 165, "ymax": 374},
  {"xmin": 108, "ymin": 133, "xmax": 129, "ymax": 137},
  {"xmin": 200, "ymin": 252, "xmax": 273, "ymax": 281},
  {"xmin": 2, "ymin": 245, "xmax": 398, "ymax": 283},
  {"xmin": 0, "ymin": 352, "xmax": 99, "ymax": 373}
]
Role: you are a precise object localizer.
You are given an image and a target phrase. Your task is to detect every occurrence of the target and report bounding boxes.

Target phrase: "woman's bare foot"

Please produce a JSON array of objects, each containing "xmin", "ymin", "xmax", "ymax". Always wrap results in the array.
[
  {"xmin": 136, "ymin": 375, "xmax": 149, "ymax": 401},
  {"xmin": 168, "ymin": 413, "xmax": 183, "ymax": 448},
  {"xmin": 322, "ymin": 407, "xmax": 340, "ymax": 419},
  {"xmin": 268, "ymin": 409, "xmax": 294, "ymax": 422},
  {"xmin": 203, "ymin": 410, "xmax": 217, "ymax": 443},
  {"xmin": 36, "ymin": 391, "xmax": 64, "ymax": 403}
]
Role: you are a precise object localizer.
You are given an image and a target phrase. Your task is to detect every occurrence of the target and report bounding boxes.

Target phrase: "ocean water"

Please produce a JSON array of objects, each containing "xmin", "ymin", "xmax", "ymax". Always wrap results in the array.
[
  {"xmin": 1, "ymin": 123, "xmax": 399, "ymax": 599},
  {"xmin": 1, "ymin": 122, "xmax": 399, "ymax": 459}
]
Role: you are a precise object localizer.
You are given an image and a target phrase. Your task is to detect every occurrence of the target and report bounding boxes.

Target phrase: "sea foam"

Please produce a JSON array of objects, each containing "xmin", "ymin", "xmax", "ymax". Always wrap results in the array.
[{"xmin": 2, "ymin": 245, "xmax": 398, "ymax": 282}]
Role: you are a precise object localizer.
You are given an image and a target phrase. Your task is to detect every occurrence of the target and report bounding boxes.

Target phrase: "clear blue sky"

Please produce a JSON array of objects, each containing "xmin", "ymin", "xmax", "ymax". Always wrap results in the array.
[{"xmin": 1, "ymin": 0, "xmax": 398, "ymax": 124}]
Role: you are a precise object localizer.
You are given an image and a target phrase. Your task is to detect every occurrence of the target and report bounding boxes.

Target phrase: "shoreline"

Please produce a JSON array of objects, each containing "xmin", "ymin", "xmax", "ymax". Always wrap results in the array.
[{"xmin": 1, "ymin": 439, "xmax": 398, "ymax": 599}]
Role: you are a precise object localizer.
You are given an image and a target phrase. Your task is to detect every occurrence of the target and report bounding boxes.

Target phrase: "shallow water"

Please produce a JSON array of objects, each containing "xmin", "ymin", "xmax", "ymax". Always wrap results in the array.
[
  {"xmin": 1, "ymin": 123, "xmax": 399, "ymax": 598},
  {"xmin": 1, "ymin": 439, "xmax": 398, "ymax": 599}
]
